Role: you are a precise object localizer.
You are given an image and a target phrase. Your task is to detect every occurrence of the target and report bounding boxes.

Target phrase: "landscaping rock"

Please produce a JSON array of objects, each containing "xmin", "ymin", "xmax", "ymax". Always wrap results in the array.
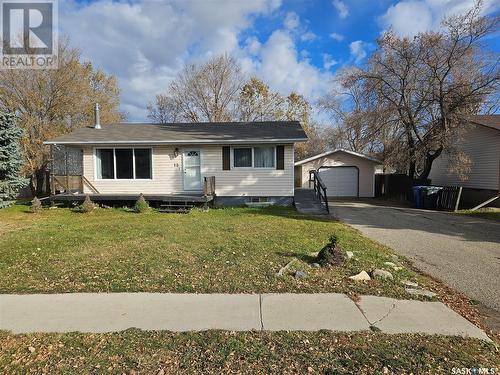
[
  {"xmin": 401, "ymin": 280, "xmax": 419, "ymax": 288},
  {"xmin": 349, "ymin": 271, "xmax": 371, "ymax": 281},
  {"xmin": 405, "ymin": 288, "xmax": 437, "ymax": 298},
  {"xmin": 345, "ymin": 251, "xmax": 354, "ymax": 259},
  {"xmin": 383, "ymin": 261, "xmax": 396, "ymax": 268},
  {"xmin": 371, "ymin": 269, "xmax": 394, "ymax": 280},
  {"xmin": 311, "ymin": 263, "xmax": 320, "ymax": 268},
  {"xmin": 294, "ymin": 271, "xmax": 307, "ymax": 279}
]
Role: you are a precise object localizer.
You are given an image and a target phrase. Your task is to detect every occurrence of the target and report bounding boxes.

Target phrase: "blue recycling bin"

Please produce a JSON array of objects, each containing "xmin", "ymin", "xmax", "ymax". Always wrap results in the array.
[{"xmin": 412, "ymin": 186, "xmax": 425, "ymax": 208}]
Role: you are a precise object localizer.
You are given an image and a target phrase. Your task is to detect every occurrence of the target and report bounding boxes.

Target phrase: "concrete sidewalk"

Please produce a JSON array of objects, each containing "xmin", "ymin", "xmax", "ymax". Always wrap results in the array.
[{"xmin": 0, "ymin": 293, "xmax": 490, "ymax": 341}]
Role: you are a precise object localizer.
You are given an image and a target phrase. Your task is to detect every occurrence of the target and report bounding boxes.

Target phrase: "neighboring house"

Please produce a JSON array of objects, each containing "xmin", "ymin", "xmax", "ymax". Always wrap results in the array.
[
  {"xmin": 428, "ymin": 115, "xmax": 500, "ymax": 207},
  {"xmin": 294, "ymin": 149, "xmax": 381, "ymax": 198},
  {"xmin": 44, "ymin": 120, "xmax": 308, "ymax": 207}
]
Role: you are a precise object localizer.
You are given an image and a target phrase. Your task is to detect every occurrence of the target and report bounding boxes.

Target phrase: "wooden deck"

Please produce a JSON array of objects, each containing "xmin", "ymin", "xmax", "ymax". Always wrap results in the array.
[{"xmin": 50, "ymin": 193, "xmax": 214, "ymax": 204}]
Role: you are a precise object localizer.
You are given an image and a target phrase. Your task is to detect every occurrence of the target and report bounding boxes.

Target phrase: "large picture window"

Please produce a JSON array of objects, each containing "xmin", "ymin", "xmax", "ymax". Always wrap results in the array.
[
  {"xmin": 232, "ymin": 146, "xmax": 275, "ymax": 168},
  {"xmin": 96, "ymin": 148, "xmax": 152, "ymax": 180}
]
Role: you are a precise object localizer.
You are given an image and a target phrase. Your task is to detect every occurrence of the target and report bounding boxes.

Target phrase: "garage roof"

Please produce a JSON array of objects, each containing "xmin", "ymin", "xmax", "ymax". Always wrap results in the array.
[{"xmin": 295, "ymin": 149, "xmax": 382, "ymax": 166}]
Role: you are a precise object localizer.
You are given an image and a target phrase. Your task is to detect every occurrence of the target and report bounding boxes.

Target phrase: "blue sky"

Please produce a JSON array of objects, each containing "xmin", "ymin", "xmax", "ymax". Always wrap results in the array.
[{"xmin": 61, "ymin": 0, "xmax": 500, "ymax": 121}]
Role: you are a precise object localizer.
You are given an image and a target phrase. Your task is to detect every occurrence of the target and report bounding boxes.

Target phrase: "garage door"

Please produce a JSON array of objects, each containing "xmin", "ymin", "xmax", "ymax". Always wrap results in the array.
[{"xmin": 318, "ymin": 167, "xmax": 358, "ymax": 197}]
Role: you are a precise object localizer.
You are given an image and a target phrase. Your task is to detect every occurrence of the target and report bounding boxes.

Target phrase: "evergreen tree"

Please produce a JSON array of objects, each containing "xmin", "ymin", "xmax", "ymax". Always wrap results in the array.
[{"xmin": 0, "ymin": 112, "xmax": 28, "ymax": 206}]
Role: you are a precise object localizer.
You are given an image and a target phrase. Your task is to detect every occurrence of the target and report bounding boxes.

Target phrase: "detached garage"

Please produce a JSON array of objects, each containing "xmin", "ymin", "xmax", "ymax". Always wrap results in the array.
[{"xmin": 294, "ymin": 149, "xmax": 382, "ymax": 198}]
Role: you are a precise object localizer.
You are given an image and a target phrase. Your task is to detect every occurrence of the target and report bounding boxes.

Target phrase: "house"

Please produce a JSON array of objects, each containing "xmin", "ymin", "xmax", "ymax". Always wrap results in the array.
[
  {"xmin": 428, "ymin": 115, "xmax": 500, "ymax": 207},
  {"xmin": 44, "ymin": 116, "xmax": 308, "ymax": 207},
  {"xmin": 294, "ymin": 149, "xmax": 382, "ymax": 198}
]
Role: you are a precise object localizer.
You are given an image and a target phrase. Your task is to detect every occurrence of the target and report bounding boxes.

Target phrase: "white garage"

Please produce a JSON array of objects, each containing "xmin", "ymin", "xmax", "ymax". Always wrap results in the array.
[{"xmin": 294, "ymin": 149, "xmax": 382, "ymax": 198}]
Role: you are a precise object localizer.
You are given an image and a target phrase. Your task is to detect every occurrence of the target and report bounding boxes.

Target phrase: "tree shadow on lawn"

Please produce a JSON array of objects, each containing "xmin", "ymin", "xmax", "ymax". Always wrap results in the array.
[
  {"xmin": 276, "ymin": 251, "xmax": 318, "ymax": 265},
  {"xmin": 240, "ymin": 206, "xmax": 336, "ymax": 224}
]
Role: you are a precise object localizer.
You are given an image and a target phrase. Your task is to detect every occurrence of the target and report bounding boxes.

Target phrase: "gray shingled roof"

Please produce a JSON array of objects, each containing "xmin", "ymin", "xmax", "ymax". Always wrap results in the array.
[
  {"xmin": 44, "ymin": 121, "xmax": 308, "ymax": 145},
  {"xmin": 468, "ymin": 115, "xmax": 500, "ymax": 131}
]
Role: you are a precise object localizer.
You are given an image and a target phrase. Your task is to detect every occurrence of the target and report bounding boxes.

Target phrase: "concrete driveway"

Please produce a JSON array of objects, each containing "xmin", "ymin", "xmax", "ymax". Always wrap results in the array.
[{"xmin": 331, "ymin": 200, "xmax": 500, "ymax": 312}]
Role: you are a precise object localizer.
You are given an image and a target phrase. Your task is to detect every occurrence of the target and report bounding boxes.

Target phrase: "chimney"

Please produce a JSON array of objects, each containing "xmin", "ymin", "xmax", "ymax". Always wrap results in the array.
[{"xmin": 94, "ymin": 103, "xmax": 101, "ymax": 129}]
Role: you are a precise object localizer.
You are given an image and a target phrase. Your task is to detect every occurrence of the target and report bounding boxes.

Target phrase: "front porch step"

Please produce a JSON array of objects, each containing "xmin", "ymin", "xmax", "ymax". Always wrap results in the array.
[{"xmin": 294, "ymin": 189, "xmax": 329, "ymax": 215}]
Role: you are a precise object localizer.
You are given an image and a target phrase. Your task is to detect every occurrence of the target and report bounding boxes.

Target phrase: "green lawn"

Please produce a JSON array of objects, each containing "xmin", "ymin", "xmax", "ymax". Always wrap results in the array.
[
  {"xmin": 0, "ymin": 203, "xmax": 425, "ymax": 298},
  {"xmin": 457, "ymin": 207, "xmax": 500, "ymax": 222},
  {"xmin": 1, "ymin": 330, "xmax": 498, "ymax": 374}
]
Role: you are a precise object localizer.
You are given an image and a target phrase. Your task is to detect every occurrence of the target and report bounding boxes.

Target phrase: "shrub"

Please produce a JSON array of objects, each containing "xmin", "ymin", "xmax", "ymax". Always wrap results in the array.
[
  {"xmin": 30, "ymin": 197, "xmax": 42, "ymax": 213},
  {"xmin": 316, "ymin": 234, "xmax": 345, "ymax": 267},
  {"xmin": 134, "ymin": 193, "xmax": 150, "ymax": 213},
  {"xmin": 80, "ymin": 194, "xmax": 96, "ymax": 213}
]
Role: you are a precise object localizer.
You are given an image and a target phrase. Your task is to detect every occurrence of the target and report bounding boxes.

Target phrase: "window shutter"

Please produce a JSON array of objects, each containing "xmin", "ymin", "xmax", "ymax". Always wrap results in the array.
[
  {"xmin": 276, "ymin": 145, "xmax": 285, "ymax": 170},
  {"xmin": 222, "ymin": 146, "xmax": 230, "ymax": 170}
]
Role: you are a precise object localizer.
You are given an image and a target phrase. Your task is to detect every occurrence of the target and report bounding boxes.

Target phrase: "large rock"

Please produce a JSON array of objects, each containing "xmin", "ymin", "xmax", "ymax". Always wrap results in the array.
[
  {"xmin": 372, "ymin": 269, "xmax": 394, "ymax": 280},
  {"xmin": 349, "ymin": 271, "xmax": 371, "ymax": 281},
  {"xmin": 401, "ymin": 280, "xmax": 419, "ymax": 288},
  {"xmin": 405, "ymin": 288, "xmax": 436, "ymax": 298},
  {"xmin": 294, "ymin": 271, "xmax": 307, "ymax": 279}
]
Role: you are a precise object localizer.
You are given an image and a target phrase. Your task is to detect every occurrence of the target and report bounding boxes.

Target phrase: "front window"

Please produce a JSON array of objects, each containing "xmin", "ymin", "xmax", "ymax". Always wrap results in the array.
[
  {"xmin": 233, "ymin": 148, "xmax": 252, "ymax": 168},
  {"xmin": 254, "ymin": 146, "xmax": 275, "ymax": 168},
  {"xmin": 233, "ymin": 146, "xmax": 275, "ymax": 168},
  {"xmin": 96, "ymin": 148, "xmax": 152, "ymax": 179}
]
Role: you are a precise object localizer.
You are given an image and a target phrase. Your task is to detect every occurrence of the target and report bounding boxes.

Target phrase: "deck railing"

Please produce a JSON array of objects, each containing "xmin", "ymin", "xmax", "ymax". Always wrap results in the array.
[
  {"xmin": 309, "ymin": 170, "xmax": 329, "ymax": 213},
  {"xmin": 203, "ymin": 176, "xmax": 216, "ymax": 196}
]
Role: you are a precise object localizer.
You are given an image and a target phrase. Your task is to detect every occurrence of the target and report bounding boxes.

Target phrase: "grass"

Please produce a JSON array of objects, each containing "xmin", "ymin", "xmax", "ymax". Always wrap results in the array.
[
  {"xmin": 1, "ymin": 329, "xmax": 498, "ymax": 374},
  {"xmin": 457, "ymin": 207, "xmax": 500, "ymax": 222},
  {"xmin": 0, "ymin": 203, "xmax": 425, "ymax": 298}
]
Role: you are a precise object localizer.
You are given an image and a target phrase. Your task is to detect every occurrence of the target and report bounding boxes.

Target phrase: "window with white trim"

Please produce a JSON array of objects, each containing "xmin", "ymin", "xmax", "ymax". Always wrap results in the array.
[
  {"xmin": 233, "ymin": 146, "xmax": 275, "ymax": 168},
  {"xmin": 96, "ymin": 148, "xmax": 152, "ymax": 179}
]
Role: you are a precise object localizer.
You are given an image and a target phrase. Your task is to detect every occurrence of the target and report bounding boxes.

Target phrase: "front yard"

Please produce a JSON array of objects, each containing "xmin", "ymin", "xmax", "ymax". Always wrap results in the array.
[
  {"xmin": 1, "ymin": 202, "xmax": 498, "ymax": 373},
  {"xmin": 1, "ymin": 203, "xmax": 423, "ymax": 298}
]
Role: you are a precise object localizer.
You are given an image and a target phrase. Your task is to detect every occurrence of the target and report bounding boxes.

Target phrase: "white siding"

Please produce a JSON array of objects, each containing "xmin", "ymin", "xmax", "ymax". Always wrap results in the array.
[
  {"xmin": 298, "ymin": 151, "xmax": 377, "ymax": 197},
  {"xmin": 82, "ymin": 144, "xmax": 294, "ymax": 196},
  {"xmin": 202, "ymin": 145, "xmax": 294, "ymax": 196},
  {"xmin": 429, "ymin": 124, "xmax": 500, "ymax": 190}
]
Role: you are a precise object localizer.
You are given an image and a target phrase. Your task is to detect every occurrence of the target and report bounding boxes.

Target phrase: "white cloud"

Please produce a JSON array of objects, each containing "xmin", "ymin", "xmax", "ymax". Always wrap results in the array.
[
  {"xmin": 349, "ymin": 40, "xmax": 372, "ymax": 64},
  {"xmin": 332, "ymin": 0, "xmax": 349, "ymax": 19},
  {"xmin": 329, "ymin": 32, "xmax": 344, "ymax": 41},
  {"xmin": 245, "ymin": 36, "xmax": 261, "ymax": 56},
  {"xmin": 301, "ymin": 31, "xmax": 317, "ymax": 42},
  {"xmin": 283, "ymin": 11, "xmax": 300, "ymax": 30},
  {"xmin": 322, "ymin": 53, "xmax": 338, "ymax": 70},
  {"xmin": 60, "ymin": 0, "xmax": 282, "ymax": 120},
  {"xmin": 59, "ymin": 0, "xmax": 333, "ymax": 122},
  {"xmin": 380, "ymin": 0, "xmax": 500, "ymax": 37},
  {"xmin": 257, "ymin": 30, "xmax": 332, "ymax": 100}
]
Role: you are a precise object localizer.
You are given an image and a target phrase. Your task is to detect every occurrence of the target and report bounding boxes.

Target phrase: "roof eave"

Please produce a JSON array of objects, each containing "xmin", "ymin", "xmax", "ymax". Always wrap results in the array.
[{"xmin": 43, "ymin": 137, "xmax": 309, "ymax": 145}]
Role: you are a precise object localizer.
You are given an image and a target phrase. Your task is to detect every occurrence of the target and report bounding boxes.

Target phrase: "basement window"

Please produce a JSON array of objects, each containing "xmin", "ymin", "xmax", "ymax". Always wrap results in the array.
[{"xmin": 96, "ymin": 148, "xmax": 152, "ymax": 180}]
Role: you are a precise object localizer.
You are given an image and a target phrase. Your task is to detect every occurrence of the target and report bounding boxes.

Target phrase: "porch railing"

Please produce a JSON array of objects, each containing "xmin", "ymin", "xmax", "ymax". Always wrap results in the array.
[
  {"xmin": 203, "ymin": 176, "xmax": 216, "ymax": 196},
  {"xmin": 309, "ymin": 170, "xmax": 329, "ymax": 213}
]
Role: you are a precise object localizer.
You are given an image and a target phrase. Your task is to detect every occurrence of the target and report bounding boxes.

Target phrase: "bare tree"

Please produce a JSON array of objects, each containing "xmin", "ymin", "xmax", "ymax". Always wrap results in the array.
[
  {"xmin": 0, "ymin": 42, "xmax": 123, "ymax": 195},
  {"xmin": 321, "ymin": 1, "xmax": 499, "ymax": 179},
  {"xmin": 238, "ymin": 78, "xmax": 284, "ymax": 122},
  {"xmin": 148, "ymin": 55, "xmax": 244, "ymax": 122}
]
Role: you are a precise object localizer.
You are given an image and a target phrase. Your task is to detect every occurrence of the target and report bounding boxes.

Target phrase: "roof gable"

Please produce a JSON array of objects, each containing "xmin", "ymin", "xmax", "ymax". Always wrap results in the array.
[{"xmin": 295, "ymin": 149, "xmax": 382, "ymax": 166}]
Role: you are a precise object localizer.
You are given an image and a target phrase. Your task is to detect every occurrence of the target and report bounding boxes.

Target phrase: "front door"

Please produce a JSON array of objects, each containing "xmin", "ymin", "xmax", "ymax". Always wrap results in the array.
[{"xmin": 183, "ymin": 150, "xmax": 202, "ymax": 191}]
